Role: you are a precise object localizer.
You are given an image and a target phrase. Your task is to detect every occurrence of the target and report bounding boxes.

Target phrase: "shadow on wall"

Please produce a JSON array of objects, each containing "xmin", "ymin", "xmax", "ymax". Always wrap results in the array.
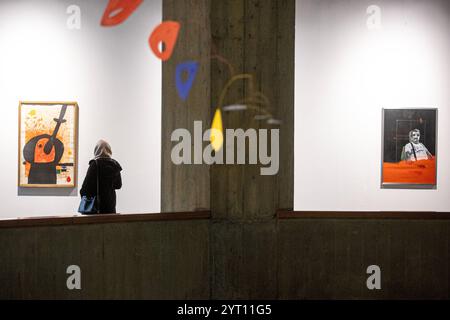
[{"xmin": 18, "ymin": 187, "xmax": 78, "ymax": 197}]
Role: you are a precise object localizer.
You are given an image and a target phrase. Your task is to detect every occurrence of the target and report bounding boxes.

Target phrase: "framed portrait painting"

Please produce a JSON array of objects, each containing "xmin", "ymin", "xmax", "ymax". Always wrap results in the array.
[
  {"xmin": 381, "ymin": 108, "xmax": 437, "ymax": 189},
  {"xmin": 18, "ymin": 102, "xmax": 78, "ymax": 188}
]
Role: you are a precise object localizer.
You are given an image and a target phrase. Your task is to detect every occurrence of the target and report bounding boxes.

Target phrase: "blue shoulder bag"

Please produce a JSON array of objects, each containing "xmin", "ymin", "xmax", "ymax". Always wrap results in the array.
[{"xmin": 78, "ymin": 160, "xmax": 100, "ymax": 214}]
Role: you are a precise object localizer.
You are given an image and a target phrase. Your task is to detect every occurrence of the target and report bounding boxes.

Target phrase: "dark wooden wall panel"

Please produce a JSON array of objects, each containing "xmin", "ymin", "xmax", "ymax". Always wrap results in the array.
[
  {"xmin": 211, "ymin": 221, "xmax": 278, "ymax": 299},
  {"xmin": 278, "ymin": 219, "xmax": 450, "ymax": 299},
  {"xmin": 2, "ymin": 216, "xmax": 450, "ymax": 299},
  {"xmin": 0, "ymin": 220, "xmax": 210, "ymax": 299}
]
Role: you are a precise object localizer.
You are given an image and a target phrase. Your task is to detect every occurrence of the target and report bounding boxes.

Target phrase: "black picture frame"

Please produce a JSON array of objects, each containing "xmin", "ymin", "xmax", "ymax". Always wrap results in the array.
[{"xmin": 381, "ymin": 108, "xmax": 438, "ymax": 189}]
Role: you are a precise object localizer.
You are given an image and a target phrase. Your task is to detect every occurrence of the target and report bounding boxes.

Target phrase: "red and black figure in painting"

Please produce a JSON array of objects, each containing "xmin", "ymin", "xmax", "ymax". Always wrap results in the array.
[
  {"xmin": 19, "ymin": 102, "xmax": 77, "ymax": 187},
  {"xmin": 22, "ymin": 105, "xmax": 67, "ymax": 185}
]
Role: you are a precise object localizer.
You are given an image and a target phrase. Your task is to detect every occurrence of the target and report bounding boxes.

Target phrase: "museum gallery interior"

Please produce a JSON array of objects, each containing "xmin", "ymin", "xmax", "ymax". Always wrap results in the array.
[{"xmin": 0, "ymin": 0, "xmax": 449, "ymax": 300}]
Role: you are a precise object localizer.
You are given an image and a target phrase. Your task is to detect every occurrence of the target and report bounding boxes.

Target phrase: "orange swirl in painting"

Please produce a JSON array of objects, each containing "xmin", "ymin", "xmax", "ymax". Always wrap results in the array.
[
  {"xmin": 383, "ymin": 158, "xmax": 436, "ymax": 184},
  {"xmin": 34, "ymin": 137, "xmax": 56, "ymax": 163}
]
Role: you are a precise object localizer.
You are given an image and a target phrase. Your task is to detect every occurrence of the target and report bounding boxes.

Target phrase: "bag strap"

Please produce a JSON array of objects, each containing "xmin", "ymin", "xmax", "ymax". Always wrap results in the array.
[
  {"xmin": 95, "ymin": 159, "xmax": 100, "ymax": 213},
  {"xmin": 410, "ymin": 143, "xmax": 417, "ymax": 161}
]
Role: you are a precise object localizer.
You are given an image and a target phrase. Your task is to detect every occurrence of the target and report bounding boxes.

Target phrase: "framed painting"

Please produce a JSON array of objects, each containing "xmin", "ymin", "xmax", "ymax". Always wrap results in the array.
[
  {"xmin": 381, "ymin": 108, "xmax": 437, "ymax": 189},
  {"xmin": 18, "ymin": 102, "xmax": 78, "ymax": 188}
]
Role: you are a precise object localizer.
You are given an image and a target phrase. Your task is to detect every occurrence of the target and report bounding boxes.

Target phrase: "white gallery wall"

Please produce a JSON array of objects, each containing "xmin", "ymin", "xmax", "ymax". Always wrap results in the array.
[
  {"xmin": 0, "ymin": 0, "xmax": 161, "ymax": 218},
  {"xmin": 295, "ymin": 0, "xmax": 449, "ymax": 211}
]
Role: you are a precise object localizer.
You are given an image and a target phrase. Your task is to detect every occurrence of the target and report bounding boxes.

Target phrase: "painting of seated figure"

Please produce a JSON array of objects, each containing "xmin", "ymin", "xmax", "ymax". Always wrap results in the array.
[{"xmin": 381, "ymin": 108, "xmax": 437, "ymax": 189}]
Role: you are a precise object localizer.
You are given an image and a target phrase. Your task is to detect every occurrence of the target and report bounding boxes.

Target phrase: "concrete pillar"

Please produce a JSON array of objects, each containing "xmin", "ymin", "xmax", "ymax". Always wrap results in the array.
[{"xmin": 162, "ymin": 0, "xmax": 295, "ymax": 298}]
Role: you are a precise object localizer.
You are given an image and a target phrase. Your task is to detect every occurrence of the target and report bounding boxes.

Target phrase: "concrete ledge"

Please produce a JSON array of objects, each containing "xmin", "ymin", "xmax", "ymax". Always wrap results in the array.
[
  {"xmin": 277, "ymin": 210, "xmax": 450, "ymax": 220},
  {"xmin": 0, "ymin": 211, "xmax": 211, "ymax": 228}
]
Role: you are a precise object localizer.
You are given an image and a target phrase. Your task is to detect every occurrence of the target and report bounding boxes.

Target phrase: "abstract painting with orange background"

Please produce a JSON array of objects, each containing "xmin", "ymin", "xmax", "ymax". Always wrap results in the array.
[
  {"xmin": 19, "ymin": 102, "xmax": 77, "ymax": 187},
  {"xmin": 381, "ymin": 108, "xmax": 437, "ymax": 189}
]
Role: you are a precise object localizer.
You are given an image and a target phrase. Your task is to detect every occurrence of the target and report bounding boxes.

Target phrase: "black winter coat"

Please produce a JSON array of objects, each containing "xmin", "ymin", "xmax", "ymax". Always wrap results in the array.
[{"xmin": 80, "ymin": 158, "xmax": 122, "ymax": 213}]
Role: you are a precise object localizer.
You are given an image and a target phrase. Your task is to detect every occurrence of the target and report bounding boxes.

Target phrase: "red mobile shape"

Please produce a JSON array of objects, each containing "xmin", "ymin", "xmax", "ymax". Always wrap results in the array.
[
  {"xmin": 101, "ymin": 0, "xmax": 143, "ymax": 26},
  {"xmin": 149, "ymin": 21, "xmax": 181, "ymax": 61}
]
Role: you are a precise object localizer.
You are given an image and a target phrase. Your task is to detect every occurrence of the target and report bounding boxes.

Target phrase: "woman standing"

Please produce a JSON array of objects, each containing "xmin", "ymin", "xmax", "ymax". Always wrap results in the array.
[{"xmin": 80, "ymin": 140, "xmax": 122, "ymax": 214}]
